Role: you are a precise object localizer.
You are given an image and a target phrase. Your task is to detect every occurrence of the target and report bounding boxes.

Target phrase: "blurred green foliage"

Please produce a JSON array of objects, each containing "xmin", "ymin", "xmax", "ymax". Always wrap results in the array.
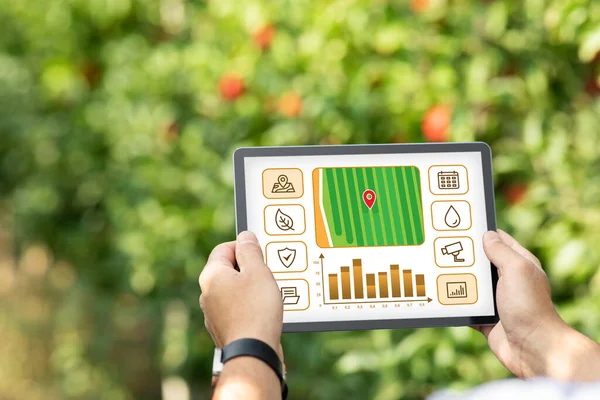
[{"xmin": 1, "ymin": 0, "xmax": 600, "ymax": 399}]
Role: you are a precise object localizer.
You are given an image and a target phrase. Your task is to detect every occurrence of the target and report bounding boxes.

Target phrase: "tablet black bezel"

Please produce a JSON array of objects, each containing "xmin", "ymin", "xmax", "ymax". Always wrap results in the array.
[{"xmin": 233, "ymin": 142, "xmax": 499, "ymax": 333}]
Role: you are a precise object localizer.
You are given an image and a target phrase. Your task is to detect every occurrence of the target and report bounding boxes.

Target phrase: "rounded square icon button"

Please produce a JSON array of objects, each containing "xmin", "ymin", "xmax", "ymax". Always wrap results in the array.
[
  {"xmin": 276, "ymin": 279, "xmax": 310, "ymax": 312},
  {"xmin": 436, "ymin": 273, "xmax": 478, "ymax": 305},
  {"xmin": 434, "ymin": 237, "xmax": 475, "ymax": 267},
  {"xmin": 428, "ymin": 165, "xmax": 469, "ymax": 195},
  {"xmin": 265, "ymin": 241, "xmax": 308, "ymax": 273},
  {"xmin": 264, "ymin": 204, "xmax": 306, "ymax": 236},
  {"xmin": 263, "ymin": 168, "xmax": 304, "ymax": 199},
  {"xmin": 431, "ymin": 200, "xmax": 472, "ymax": 231}
]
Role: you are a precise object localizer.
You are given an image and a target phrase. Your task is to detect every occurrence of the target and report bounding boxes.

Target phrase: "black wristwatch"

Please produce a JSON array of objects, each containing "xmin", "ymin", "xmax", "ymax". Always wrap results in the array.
[{"xmin": 212, "ymin": 338, "xmax": 288, "ymax": 399}]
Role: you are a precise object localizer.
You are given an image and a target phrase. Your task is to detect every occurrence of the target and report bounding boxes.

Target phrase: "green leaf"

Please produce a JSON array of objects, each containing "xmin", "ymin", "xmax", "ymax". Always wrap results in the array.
[{"xmin": 579, "ymin": 27, "xmax": 600, "ymax": 62}]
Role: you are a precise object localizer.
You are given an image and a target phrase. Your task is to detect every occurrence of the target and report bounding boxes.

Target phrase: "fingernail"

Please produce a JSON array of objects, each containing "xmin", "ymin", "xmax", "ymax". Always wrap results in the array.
[
  {"xmin": 484, "ymin": 231, "xmax": 502, "ymax": 243},
  {"xmin": 238, "ymin": 231, "xmax": 258, "ymax": 244}
]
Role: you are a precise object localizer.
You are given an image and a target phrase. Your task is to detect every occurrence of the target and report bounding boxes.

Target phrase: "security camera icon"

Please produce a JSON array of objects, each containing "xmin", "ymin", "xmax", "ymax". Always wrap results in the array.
[{"xmin": 441, "ymin": 241, "xmax": 465, "ymax": 262}]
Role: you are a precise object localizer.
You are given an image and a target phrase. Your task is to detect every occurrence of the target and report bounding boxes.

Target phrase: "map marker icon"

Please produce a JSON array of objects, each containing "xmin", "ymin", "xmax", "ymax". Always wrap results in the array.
[{"xmin": 362, "ymin": 189, "xmax": 376, "ymax": 209}]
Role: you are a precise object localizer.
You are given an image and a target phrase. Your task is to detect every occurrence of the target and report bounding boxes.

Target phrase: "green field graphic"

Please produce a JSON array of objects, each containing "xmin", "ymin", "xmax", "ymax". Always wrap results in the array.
[{"xmin": 314, "ymin": 166, "xmax": 424, "ymax": 247}]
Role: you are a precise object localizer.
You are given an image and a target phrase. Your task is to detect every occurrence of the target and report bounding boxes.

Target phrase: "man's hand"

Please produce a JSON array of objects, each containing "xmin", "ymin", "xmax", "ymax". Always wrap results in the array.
[
  {"xmin": 476, "ymin": 230, "xmax": 600, "ymax": 381},
  {"xmin": 200, "ymin": 232, "xmax": 284, "ymax": 400},
  {"xmin": 199, "ymin": 231, "xmax": 283, "ymax": 353}
]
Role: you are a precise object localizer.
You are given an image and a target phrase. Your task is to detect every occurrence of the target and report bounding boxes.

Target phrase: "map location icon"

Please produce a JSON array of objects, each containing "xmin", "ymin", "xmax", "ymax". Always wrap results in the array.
[{"xmin": 362, "ymin": 189, "xmax": 376, "ymax": 209}]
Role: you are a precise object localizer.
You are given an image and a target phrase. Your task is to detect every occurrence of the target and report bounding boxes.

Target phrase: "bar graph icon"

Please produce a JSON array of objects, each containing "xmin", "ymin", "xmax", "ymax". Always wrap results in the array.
[
  {"xmin": 446, "ymin": 282, "xmax": 467, "ymax": 298},
  {"xmin": 325, "ymin": 258, "xmax": 428, "ymax": 304},
  {"xmin": 436, "ymin": 273, "xmax": 478, "ymax": 305}
]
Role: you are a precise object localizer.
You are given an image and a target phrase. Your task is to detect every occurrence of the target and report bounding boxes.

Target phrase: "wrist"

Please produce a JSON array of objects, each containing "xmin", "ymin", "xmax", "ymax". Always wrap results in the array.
[
  {"xmin": 217, "ymin": 338, "xmax": 288, "ymax": 400},
  {"xmin": 548, "ymin": 325, "xmax": 600, "ymax": 381},
  {"xmin": 523, "ymin": 319, "xmax": 600, "ymax": 381},
  {"xmin": 225, "ymin": 331, "xmax": 280, "ymax": 355},
  {"xmin": 215, "ymin": 357, "xmax": 282, "ymax": 400}
]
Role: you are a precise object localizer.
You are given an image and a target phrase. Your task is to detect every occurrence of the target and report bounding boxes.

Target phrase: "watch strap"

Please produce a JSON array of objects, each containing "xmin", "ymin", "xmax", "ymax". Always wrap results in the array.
[{"xmin": 221, "ymin": 338, "xmax": 288, "ymax": 399}]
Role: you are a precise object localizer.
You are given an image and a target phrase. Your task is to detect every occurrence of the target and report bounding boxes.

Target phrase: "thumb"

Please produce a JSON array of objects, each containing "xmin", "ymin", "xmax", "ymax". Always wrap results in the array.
[
  {"xmin": 235, "ymin": 231, "xmax": 266, "ymax": 271},
  {"xmin": 483, "ymin": 230, "xmax": 526, "ymax": 274}
]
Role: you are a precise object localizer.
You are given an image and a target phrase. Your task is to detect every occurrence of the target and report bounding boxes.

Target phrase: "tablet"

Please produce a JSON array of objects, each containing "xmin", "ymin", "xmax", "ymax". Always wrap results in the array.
[{"xmin": 233, "ymin": 143, "xmax": 498, "ymax": 332}]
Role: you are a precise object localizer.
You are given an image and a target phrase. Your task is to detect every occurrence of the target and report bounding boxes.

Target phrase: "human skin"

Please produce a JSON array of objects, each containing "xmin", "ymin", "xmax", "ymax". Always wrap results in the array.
[
  {"xmin": 200, "ymin": 230, "xmax": 600, "ymax": 399},
  {"xmin": 475, "ymin": 230, "xmax": 600, "ymax": 381},
  {"xmin": 199, "ymin": 231, "xmax": 283, "ymax": 400}
]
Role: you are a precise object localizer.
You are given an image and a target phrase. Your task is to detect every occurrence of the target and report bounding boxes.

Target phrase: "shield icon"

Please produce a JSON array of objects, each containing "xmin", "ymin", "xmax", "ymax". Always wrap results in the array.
[{"xmin": 277, "ymin": 247, "xmax": 297, "ymax": 268}]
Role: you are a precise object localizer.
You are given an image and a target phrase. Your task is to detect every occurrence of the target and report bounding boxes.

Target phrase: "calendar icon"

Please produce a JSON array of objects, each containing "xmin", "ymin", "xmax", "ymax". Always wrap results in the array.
[
  {"xmin": 429, "ymin": 165, "xmax": 468, "ymax": 195},
  {"xmin": 437, "ymin": 171, "xmax": 460, "ymax": 189}
]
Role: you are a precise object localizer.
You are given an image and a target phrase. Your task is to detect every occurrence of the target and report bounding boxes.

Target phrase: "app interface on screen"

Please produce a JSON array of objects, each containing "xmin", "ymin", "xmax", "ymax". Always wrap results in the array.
[{"xmin": 243, "ymin": 152, "xmax": 495, "ymax": 324}]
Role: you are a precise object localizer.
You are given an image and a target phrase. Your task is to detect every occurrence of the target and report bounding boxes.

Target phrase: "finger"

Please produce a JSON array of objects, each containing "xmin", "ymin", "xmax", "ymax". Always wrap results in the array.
[
  {"xmin": 235, "ymin": 231, "xmax": 266, "ymax": 272},
  {"xmin": 206, "ymin": 241, "xmax": 236, "ymax": 268},
  {"xmin": 497, "ymin": 230, "xmax": 542, "ymax": 270},
  {"xmin": 483, "ymin": 231, "xmax": 528, "ymax": 273},
  {"xmin": 199, "ymin": 242, "xmax": 237, "ymax": 289},
  {"xmin": 471, "ymin": 324, "xmax": 494, "ymax": 339}
]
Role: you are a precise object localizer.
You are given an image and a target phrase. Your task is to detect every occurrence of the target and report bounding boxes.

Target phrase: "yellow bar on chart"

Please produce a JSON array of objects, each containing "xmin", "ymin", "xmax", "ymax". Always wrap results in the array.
[
  {"xmin": 403, "ymin": 269, "xmax": 413, "ymax": 297},
  {"xmin": 328, "ymin": 274, "xmax": 339, "ymax": 300},
  {"xmin": 416, "ymin": 274, "xmax": 426, "ymax": 297},
  {"xmin": 390, "ymin": 265, "xmax": 401, "ymax": 298},
  {"xmin": 366, "ymin": 274, "xmax": 376, "ymax": 298},
  {"xmin": 353, "ymin": 259, "xmax": 364, "ymax": 299},
  {"xmin": 341, "ymin": 267, "xmax": 351, "ymax": 299},
  {"xmin": 378, "ymin": 272, "xmax": 389, "ymax": 298}
]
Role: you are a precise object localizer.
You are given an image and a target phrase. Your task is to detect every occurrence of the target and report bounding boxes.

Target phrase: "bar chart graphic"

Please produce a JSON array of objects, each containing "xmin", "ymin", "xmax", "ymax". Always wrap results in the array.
[
  {"xmin": 446, "ymin": 282, "xmax": 467, "ymax": 298},
  {"xmin": 324, "ymin": 258, "xmax": 429, "ymax": 304}
]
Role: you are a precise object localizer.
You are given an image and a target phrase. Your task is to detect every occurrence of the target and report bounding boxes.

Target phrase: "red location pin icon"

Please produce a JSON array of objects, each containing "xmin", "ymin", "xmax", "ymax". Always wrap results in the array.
[{"xmin": 362, "ymin": 189, "xmax": 376, "ymax": 209}]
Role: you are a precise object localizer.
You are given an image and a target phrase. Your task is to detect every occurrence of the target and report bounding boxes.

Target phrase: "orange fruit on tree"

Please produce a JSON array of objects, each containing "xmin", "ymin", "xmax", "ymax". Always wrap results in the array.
[
  {"xmin": 219, "ymin": 73, "xmax": 246, "ymax": 102},
  {"xmin": 504, "ymin": 183, "xmax": 528, "ymax": 205},
  {"xmin": 253, "ymin": 24, "xmax": 276, "ymax": 50},
  {"xmin": 410, "ymin": 0, "xmax": 429, "ymax": 13},
  {"xmin": 422, "ymin": 105, "xmax": 452, "ymax": 142},
  {"xmin": 278, "ymin": 92, "xmax": 303, "ymax": 118}
]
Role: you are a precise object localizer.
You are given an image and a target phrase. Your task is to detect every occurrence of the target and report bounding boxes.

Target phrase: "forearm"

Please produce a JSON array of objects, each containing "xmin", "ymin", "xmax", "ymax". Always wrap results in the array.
[
  {"xmin": 524, "ymin": 321, "xmax": 600, "ymax": 381},
  {"xmin": 213, "ymin": 357, "xmax": 281, "ymax": 400},
  {"xmin": 547, "ymin": 327, "xmax": 600, "ymax": 381}
]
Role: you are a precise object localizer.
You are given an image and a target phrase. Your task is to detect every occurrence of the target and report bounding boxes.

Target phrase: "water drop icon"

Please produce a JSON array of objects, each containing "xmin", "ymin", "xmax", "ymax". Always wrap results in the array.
[{"xmin": 444, "ymin": 205, "xmax": 461, "ymax": 228}]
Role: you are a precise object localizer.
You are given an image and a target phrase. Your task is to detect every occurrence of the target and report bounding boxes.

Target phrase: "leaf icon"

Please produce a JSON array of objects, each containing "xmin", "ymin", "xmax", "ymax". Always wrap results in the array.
[{"xmin": 275, "ymin": 208, "xmax": 295, "ymax": 231}]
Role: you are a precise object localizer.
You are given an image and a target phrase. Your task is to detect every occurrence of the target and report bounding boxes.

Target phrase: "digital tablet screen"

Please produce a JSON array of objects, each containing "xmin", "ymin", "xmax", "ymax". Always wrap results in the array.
[{"xmin": 234, "ymin": 143, "xmax": 498, "ymax": 332}]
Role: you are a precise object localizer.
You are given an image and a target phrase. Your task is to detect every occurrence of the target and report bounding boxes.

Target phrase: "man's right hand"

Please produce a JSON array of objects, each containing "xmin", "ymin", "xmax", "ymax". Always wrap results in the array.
[{"xmin": 476, "ymin": 230, "xmax": 600, "ymax": 381}]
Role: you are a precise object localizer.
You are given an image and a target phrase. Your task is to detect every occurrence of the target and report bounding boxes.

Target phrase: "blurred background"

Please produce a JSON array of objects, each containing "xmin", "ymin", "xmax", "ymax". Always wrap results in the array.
[{"xmin": 1, "ymin": 0, "xmax": 600, "ymax": 399}]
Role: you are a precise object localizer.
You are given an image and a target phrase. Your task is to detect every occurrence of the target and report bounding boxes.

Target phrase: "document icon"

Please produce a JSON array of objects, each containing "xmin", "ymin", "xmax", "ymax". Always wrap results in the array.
[
  {"xmin": 281, "ymin": 287, "xmax": 300, "ymax": 305},
  {"xmin": 276, "ymin": 279, "xmax": 310, "ymax": 311}
]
